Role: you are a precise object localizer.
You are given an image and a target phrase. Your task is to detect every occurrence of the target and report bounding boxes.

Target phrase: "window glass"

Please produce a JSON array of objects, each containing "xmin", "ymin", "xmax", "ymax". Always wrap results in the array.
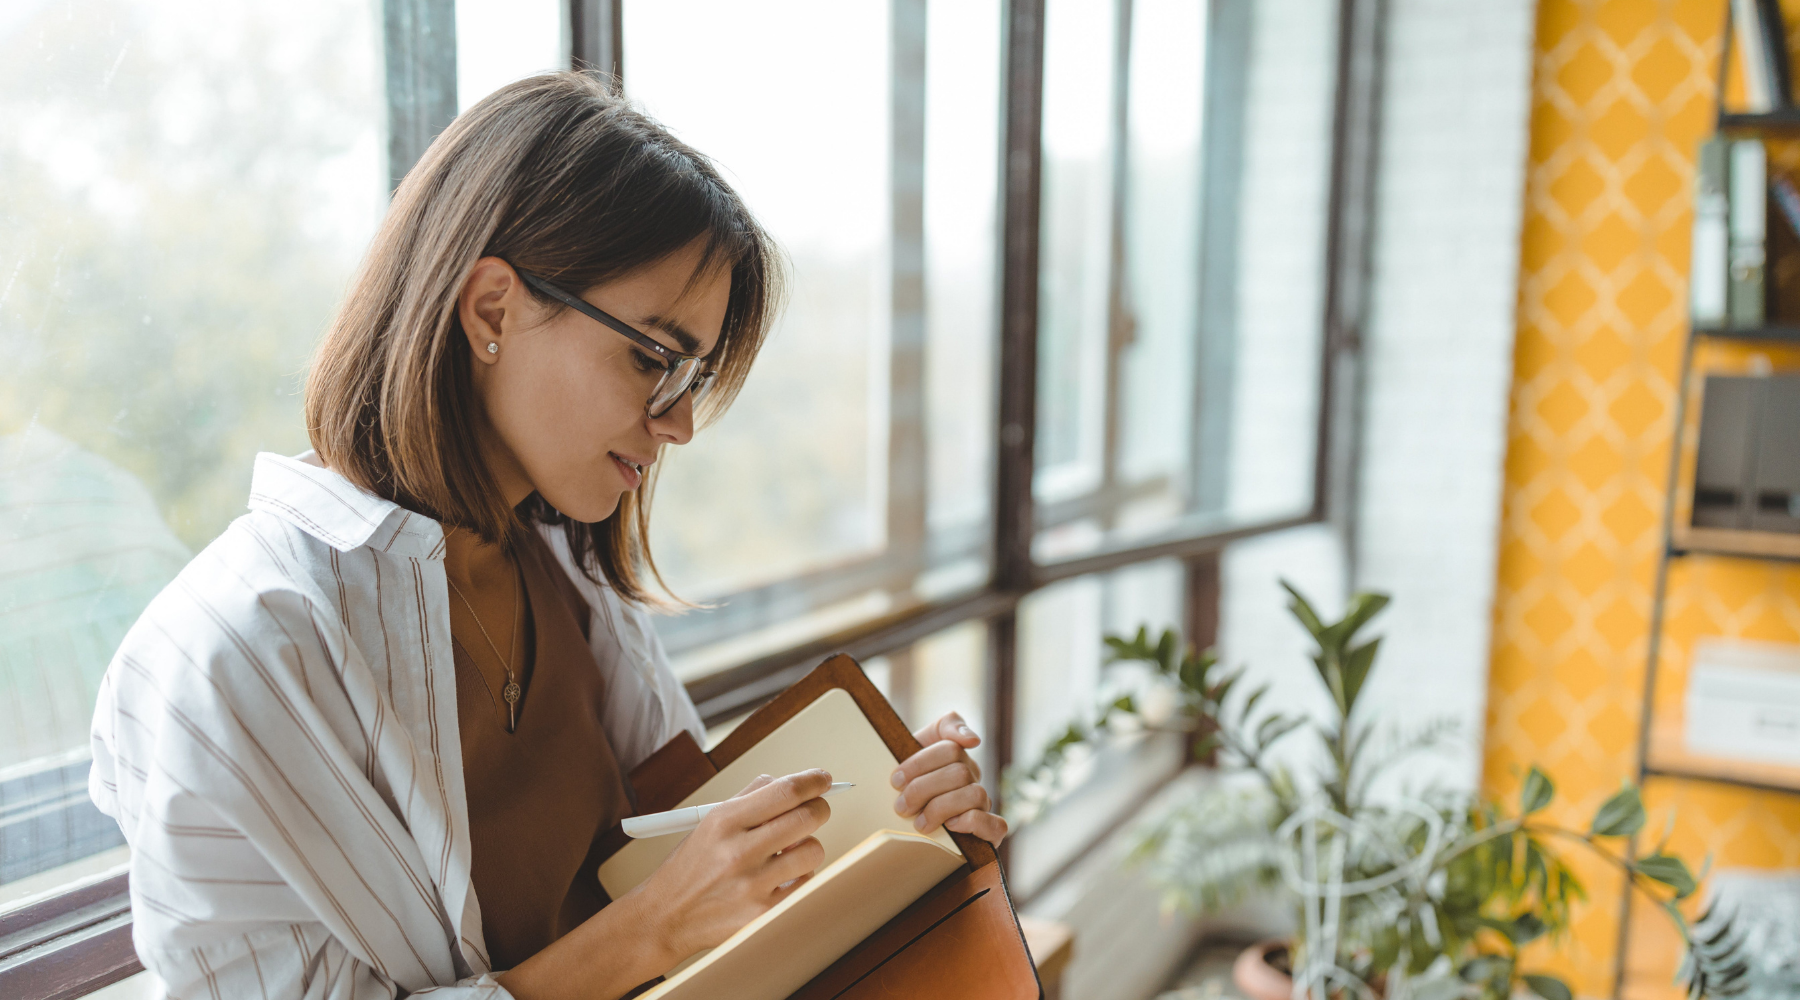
[
  {"xmin": 1034, "ymin": 0, "xmax": 1117, "ymax": 503},
  {"xmin": 1009, "ymin": 559, "xmax": 1188, "ymax": 897},
  {"xmin": 1031, "ymin": 0, "xmax": 1334, "ymax": 566},
  {"xmin": 628, "ymin": 0, "xmax": 890, "ymax": 601},
  {"xmin": 923, "ymin": 0, "xmax": 1003, "ymax": 585},
  {"xmin": 1218, "ymin": 0, "xmax": 1336, "ymax": 523},
  {"xmin": 1118, "ymin": 0, "xmax": 1202, "ymax": 491},
  {"xmin": 456, "ymin": 0, "xmax": 567, "ymax": 112},
  {"xmin": 631, "ymin": 0, "xmax": 1003, "ymax": 671},
  {"xmin": 0, "ymin": 0, "xmax": 383, "ymax": 905}
]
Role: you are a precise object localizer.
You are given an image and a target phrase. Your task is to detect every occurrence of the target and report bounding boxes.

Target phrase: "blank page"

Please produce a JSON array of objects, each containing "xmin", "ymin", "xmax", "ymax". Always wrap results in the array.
[
  {"xmin": 640, "ymin": 830, "xmax": 964, "ymax": 1000},
  {"xmin": 599, "ymin": 687, "xmax": 960, "ymax": 900}
]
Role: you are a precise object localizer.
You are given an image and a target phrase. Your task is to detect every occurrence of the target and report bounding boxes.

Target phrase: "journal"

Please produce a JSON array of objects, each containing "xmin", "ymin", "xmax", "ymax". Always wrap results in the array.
[{"xmin": 595, "ymin": 655, "xmax": 1040, "ymax": 1000}]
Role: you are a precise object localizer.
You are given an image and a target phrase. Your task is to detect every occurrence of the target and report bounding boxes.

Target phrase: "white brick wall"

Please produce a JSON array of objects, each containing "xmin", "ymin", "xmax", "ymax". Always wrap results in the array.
[{"xmin": 1352, "ymin": 0, "xmax": 1536, "ymax": 796}]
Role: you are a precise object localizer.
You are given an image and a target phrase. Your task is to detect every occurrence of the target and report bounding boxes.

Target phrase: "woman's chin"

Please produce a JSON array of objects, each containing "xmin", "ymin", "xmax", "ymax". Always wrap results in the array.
[{"xmin": 540, "ymin": 488, "xmax": 623, "ymax": 524}]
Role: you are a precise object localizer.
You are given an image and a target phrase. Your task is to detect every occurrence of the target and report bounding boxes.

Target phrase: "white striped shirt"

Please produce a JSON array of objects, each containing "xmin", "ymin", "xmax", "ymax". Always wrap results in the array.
[{"xmin": 88, "ymin": 451, "xmax": 704, "ymax": 999}]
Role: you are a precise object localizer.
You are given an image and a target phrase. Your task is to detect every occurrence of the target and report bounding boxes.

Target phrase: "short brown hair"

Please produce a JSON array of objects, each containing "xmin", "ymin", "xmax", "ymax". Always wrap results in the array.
[{"xmin": 306, "ymin": 72, "xmax": 781, "ymax": 605}]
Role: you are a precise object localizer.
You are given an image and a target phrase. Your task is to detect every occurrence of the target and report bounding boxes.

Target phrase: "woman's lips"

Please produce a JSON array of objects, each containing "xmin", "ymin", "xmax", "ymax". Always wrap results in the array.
[{"xmin": 610, "ymin": 452, "xmax": 643, "ymax": 490}]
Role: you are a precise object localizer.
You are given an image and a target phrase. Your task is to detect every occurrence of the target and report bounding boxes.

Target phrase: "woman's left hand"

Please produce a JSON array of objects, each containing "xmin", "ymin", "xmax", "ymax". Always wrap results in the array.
[{"xmin": 890, "ymin": 712, "xmax": 1008, "ymax": 845}]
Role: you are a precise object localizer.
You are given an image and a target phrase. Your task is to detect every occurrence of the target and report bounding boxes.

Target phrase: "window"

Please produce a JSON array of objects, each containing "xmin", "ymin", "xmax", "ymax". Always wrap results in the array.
[
  {"xmin": 625, "ymin": 0, "xmax": 1008, "ymax": 679},
  {"xmin": 4, "ymin": 0, "xmax": 1367, "ymax": 994},
  {"xmin": 0, "ymin": 0, "xmax": 384, "ymax": 909}
]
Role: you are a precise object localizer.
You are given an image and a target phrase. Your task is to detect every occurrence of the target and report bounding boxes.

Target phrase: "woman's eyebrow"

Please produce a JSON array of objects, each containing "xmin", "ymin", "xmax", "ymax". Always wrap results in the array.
[{"xmin": 640, "ymin": 315, "xmax": 702, "ymax": 355}]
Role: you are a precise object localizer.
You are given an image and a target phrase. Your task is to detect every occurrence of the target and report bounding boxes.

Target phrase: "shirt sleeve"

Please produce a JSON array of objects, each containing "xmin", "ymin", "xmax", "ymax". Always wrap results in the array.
[
  {"xmin": 87, "ymin": 537, "xmax": 504, "ymax": 1000},
  {"xmin": 139, "ymin": 923, "xmax": 516, "ymax": 1000}
]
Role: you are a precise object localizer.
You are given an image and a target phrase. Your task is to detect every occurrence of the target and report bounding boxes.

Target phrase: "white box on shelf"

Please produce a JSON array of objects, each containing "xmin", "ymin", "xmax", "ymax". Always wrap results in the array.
[{"xmin": 1685, "ymin": 638, "xmax": 1800, "ymax": 766}]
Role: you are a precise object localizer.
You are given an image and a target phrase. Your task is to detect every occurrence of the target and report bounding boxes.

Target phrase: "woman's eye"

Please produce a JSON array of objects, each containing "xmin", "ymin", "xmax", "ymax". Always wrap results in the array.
[{"xmin": 631, "ymin": 349, "xmax": 666, "ymax": 375}]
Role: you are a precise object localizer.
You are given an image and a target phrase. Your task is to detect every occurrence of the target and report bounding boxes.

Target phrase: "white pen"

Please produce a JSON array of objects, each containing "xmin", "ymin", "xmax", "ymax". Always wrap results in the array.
[{"xmin": 622, "ymin": 782, "xmax": 856, "ymax": 839}]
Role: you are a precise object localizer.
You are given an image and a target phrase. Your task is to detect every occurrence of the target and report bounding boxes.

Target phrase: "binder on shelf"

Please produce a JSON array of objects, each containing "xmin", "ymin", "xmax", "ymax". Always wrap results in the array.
[
  {"xmin": 1728, "ymin": 138, "xmax": 1768, "ymax": 329},
  {"xmin": 1681, "ymin": 373, "xmax": 1800, "ymax": 558},
  {"xmin": 1692, "ymin": 137, "xmax": 1730, "ymax": 328},
  {"xmin": 598, "ymin": 655, "xmax": 1041, "ymax": 1000},
  {"xmin": 1730, "ymin": 0, "xmax": 1792, "ymax": 112},
  {"xmin": 1768, "ymin": 175, "xmax": 1800, "ymax": 322},
  {"xmin": 1757, "ymin": 0, "xmax": 1794, "ymax": 108}
]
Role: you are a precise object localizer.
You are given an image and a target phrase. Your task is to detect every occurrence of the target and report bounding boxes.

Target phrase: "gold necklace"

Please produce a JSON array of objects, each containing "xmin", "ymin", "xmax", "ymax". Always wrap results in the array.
[{"xmin": 446, "ymin": 563, "xmax": 522, "ymax": 733}]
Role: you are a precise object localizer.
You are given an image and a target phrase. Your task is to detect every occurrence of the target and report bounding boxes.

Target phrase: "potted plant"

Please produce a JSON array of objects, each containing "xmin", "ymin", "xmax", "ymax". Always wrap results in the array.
[{"xmin": 1006, "ymin": 583, "xmax": 1751, "ymax": 1000}]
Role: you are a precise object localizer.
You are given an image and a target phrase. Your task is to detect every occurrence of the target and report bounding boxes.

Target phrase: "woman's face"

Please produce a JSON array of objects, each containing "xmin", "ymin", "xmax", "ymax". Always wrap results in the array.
[{"xmin": 458, "ymin": 239, "xmax": 729, "ymax": 522}]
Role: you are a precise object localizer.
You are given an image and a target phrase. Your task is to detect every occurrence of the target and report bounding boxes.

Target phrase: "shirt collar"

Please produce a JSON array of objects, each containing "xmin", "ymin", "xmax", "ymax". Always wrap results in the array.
[{"xmin": 247, "ymin": 451, "xmax": 446, "ymax": 561}]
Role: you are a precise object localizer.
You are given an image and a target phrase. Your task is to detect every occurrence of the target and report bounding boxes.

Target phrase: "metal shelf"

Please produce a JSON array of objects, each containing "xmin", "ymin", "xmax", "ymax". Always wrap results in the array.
[
  {"xmin": 1719, "ymin": 109, "xmax": 1800, "ymax": 131},
  {"xmin": 1644, "ymin": 763, "xmax": 1800, "ymax": 796},
  {"xmin": 1692, "ymin": 324, "xmax": 1800, "ymax": 343},
  {"xmin": 1643, "ymin": 729, "xmax": 1800, "ymax": 795},
  {"xmin": 1667, "ymin": 543, "xmax": 1800, "ymax": 565}
]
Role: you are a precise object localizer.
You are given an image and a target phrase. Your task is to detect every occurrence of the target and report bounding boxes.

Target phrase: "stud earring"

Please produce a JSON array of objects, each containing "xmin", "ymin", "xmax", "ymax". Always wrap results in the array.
[{"xmin": 486, "ymin": 342, "xmax": 498, "ymax": 355}]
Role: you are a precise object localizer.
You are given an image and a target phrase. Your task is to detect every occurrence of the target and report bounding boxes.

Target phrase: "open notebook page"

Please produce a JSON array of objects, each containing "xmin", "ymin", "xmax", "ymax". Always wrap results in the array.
[
  {"xmin": 598, "ymin": 686, "xmax": 960, "ymax": 900},
  {"xmin": 639, "ymin": 830, "xmax": 964, "ymax": 1000}
]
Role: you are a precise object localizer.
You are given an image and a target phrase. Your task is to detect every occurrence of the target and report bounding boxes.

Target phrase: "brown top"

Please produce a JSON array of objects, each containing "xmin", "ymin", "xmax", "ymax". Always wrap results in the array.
[{"xmin": 454, "ymin": 531, "xmax": 633, "ymax": 972}]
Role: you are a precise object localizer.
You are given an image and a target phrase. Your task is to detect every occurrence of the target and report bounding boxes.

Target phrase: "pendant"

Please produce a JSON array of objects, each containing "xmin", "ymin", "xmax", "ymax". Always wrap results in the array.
[{"xmin": 503, "ymin": 673, "xmax": 521, "ymax": 732}]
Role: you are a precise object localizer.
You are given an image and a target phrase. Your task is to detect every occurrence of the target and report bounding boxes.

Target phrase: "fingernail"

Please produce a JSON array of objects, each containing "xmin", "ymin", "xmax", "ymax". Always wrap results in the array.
[
  {"xmin": 894, "ymin": 793, "xmax": 909, "ymax": 816},
  {"xmin": 890, "ymin": 769, "xmax": 905, "ymax": 789},
  {"xmin": 958, "ymin": 725, "xmax": 975, "ymax": 739},
  {"xmin": 914, "ymin": 813, "xmax": 928, "ymax": 832}
]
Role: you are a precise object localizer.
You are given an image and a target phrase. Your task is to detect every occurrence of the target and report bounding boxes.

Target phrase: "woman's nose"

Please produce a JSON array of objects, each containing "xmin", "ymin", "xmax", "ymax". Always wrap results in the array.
[{"xmin": 648, "ymin": 393, "xmax": 695, "ymax": 444}]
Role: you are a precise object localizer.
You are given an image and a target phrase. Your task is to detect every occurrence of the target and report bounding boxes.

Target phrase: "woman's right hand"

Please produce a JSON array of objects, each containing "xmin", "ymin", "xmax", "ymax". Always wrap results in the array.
[{"xmin": 628, "ymin": 768, "xmax": 834, "ymax": 964}]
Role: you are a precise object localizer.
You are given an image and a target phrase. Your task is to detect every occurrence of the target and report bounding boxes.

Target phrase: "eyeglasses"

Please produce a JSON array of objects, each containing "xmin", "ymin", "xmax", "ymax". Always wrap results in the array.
[{"xmin": 515, "ymin": 269, "xmax": 717, "ymax": 419}]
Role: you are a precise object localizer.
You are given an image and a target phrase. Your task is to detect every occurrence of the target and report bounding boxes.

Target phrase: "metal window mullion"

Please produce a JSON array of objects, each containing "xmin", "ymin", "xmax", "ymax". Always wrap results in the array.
[
  {"xmin": 996, "ymin": 0, "xmax": 1046, "ymax": 595},
  {"xmin": 1314, "ymin": 0, "xmax": 1387, "ymax": 578},
  {"xmin": 383, "ymin": 0, "xmax": 457, "ymax": 193},
  {"xmin": 993, "ymin": 0, "xmax": 1048, "ymax": 824},
  {"xmin": 569, "ymin": 0, "xmax": 623, "ymax": 83}
]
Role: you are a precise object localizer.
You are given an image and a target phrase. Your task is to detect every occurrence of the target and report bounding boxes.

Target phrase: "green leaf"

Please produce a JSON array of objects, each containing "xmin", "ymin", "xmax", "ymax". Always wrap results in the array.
[
  {"xmin": 1341, "ymin": 637, "xmax": 1380, "ymax": 712},
  {"xmin": 1255, "ymin": 714, "xmax": 1303, "ymax": 750},
  {"xmin": 1521, "ymin": 766, "xmax": 1554, "ymax": 814},
  {"xmin": 1179, "ymin": 650, "xmax": 1216, "ymax": 692},
  {"xmin": 1333, "ymin": 591, "xmax": 1392, "ymax": 645},
  {"xmin": 1459, "ymin": 956, "xmax": 1507, "ymax": 984},
  {"xmin": 1155, "ymin": 629, "xmax": 1180, "ymax": 674},
  {"xmin": 1280, "ymin": 580, "xmax": 1327, "ymax": 639},
  {"xmin": 1523, "ymin": 974, "xmax": 1572, "ymax": 1000},
  {"xmin": 1635, "ymin": 854, "xmax": 1697, "ymax": 899},
  {"xmin": 1242, "ymin": 685, "xmax": 1268, "ymax": 718},
  {"xmin": 1590, "ymin": 784, "xmax": 1646, "ymax": 837},
  {"xmin": 1508, "ymin": 913, "xmax": 1549, "ymax": 944}
]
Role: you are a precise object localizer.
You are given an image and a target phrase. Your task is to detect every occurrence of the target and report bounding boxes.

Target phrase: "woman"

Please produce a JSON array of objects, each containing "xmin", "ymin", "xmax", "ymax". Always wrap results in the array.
[{"xmin": 89, "ymin": 73, "xmax": 1004, "ymax": 1000}]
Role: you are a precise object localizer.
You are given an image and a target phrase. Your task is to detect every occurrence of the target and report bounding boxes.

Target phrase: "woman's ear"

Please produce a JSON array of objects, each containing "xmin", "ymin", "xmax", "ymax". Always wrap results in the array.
[{"xmin": 458, "ymin": 257, "xmax": 522, "ymax": 366}]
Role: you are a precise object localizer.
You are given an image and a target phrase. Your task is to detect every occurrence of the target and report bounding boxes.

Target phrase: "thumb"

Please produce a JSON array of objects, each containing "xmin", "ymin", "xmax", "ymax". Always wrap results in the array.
[{"xmin": 938, "ymin": 712, "xmax": 980, "ymax": 748}]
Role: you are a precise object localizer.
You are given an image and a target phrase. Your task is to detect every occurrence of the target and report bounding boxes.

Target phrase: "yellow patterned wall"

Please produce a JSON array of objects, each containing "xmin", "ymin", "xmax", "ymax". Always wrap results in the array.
[{"xmin": 1486, "ymin": 1, "xmax": 1800, "ymax": 998}]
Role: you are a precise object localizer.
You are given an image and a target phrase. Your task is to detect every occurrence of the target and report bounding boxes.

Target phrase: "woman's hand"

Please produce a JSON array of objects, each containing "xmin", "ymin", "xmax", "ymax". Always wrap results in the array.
[
  {"xmin": 495, "ymin": 770, "xmax": 833, "ymax": 1000},
  {"xmin": 891, "ymin": 713, "xmax": 1008, "ymax": 845},
  {"xmin": 630, "ymin": 769, "xmax": 833, "ymax": 962}
]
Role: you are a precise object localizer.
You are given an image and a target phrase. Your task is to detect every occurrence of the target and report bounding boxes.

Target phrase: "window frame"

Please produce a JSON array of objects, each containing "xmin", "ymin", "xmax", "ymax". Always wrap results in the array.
[{"xmin": 3, "ymin": 0, "xmax": 1385, "ymax": 992}]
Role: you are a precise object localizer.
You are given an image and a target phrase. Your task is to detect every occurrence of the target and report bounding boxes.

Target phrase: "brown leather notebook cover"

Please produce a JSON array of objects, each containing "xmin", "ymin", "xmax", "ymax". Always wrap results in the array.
[{"xmin": 600, "ymin": 654, "xmax": 1041, "ymax": 1000}]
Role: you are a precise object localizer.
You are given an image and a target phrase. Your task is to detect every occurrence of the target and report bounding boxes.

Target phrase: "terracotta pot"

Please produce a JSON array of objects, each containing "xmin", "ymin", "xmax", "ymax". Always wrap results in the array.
[{"xmin": 1232, "ymin": 940, "xmax": 1293, "ymax": 1000}]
